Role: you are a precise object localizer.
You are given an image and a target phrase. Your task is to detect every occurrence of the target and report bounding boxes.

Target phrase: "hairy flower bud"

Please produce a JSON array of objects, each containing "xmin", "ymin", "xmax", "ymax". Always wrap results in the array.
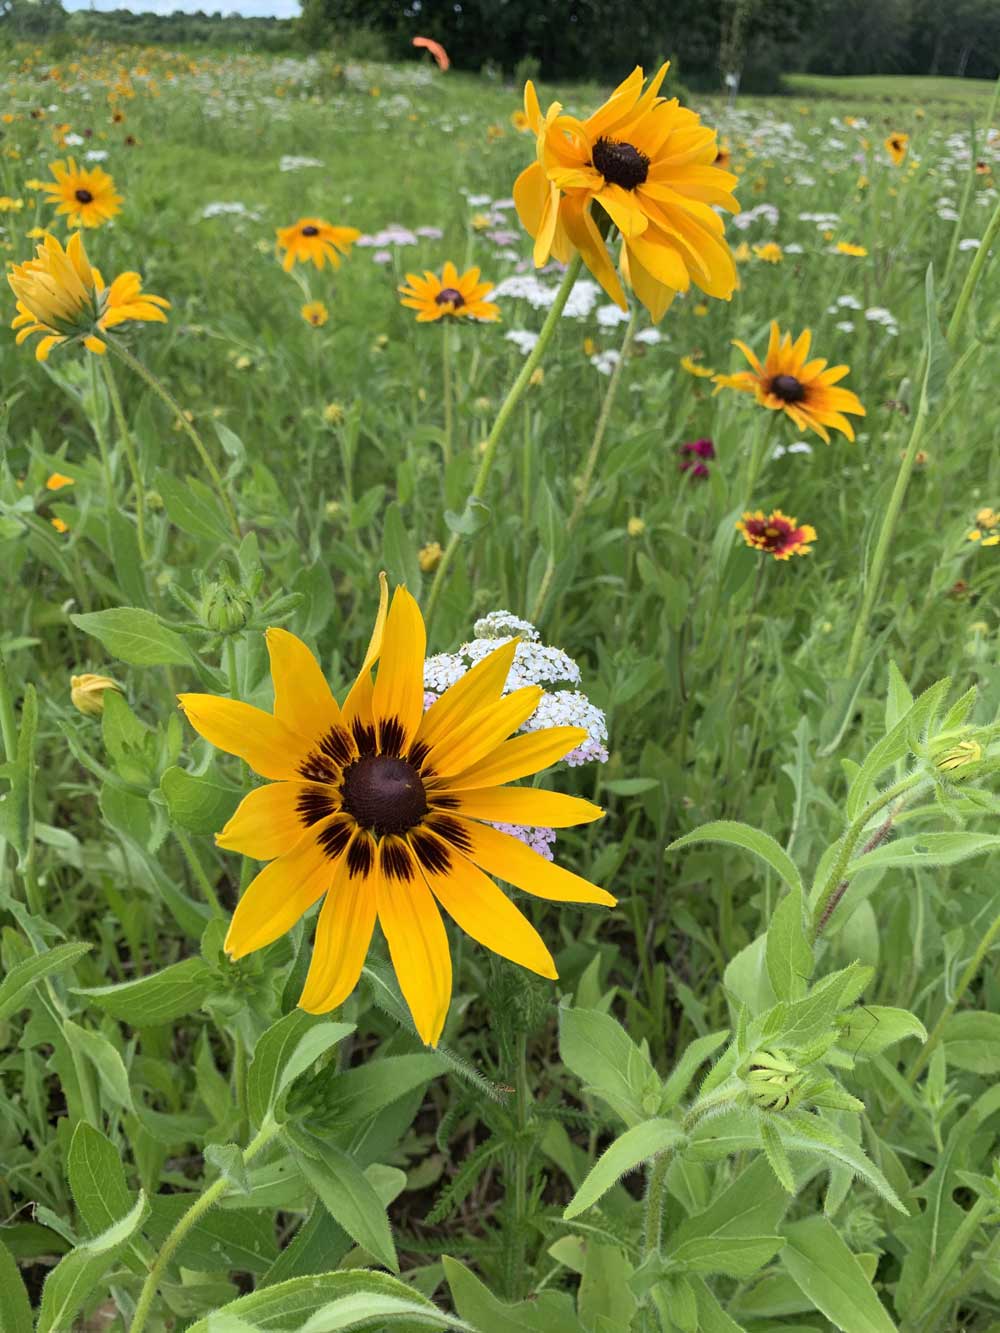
[
  {"xmin": 745, "ymin": 1048, "xmax": 804, "ymax": 1112},
  {"xmin": 70, "ymin": 673, "xmax": 121, "ymax": 717}
]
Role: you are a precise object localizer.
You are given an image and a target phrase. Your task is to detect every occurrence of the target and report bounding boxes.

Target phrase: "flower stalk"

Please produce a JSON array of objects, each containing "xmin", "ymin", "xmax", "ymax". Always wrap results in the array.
[{"xmin": 425, "ymin": 255, "xmax": 583, "ymax": 628}]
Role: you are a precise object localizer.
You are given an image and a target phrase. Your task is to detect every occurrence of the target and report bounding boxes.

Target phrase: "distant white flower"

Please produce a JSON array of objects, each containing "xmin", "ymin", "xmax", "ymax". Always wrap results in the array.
[
  {"xmin": 784, "ymin": 243, "xmax": 804, "ymax": 254},
  {"xmin": 835, "ymin": 320, "xmax": 855, "ymax": 333},
  {"xmin": 279, "ymin": 154, "xmax": 322, "ymax": 171},
  {"xmin": 416, "ymin": 225, "xmax": 444, "ymax": 238},
  {"xmin": 937, "ymin": 207, "xmax": 959, "ymax": 222},
  {"xmin": 958, "ymin": 238, "xmax": 981, "ymax": 251},
  {"xmin": 590, "ymin": 349, "xmax": 620, "ymax": 375},
  {"xmin": 84, "ymin": 149, "xmax": 109, "ymax": 162},
  {"xmin": 371, "ymin": 249, "xmax": 392, "ymax": 264},
  {"xmin": 466, "ymin": 192, "xmax": 491, "ymax": 206},
  {"xmin": 634, "ymin": 328, "xmax": 663, "ymax": 345},
  {"xmin": 505, "ymin": 329, "xmax": 539, "ymax": 355},
  {"xmin": 63, "ymin": 132, "xmax": 84, "ymax": 146},
  {"xmin": 201, "ymin": 201, "xmax": 260, "ymax": 220},
  {"xmin": 597, "ymin": 303, "xmax": 630, "ymax": 328}
]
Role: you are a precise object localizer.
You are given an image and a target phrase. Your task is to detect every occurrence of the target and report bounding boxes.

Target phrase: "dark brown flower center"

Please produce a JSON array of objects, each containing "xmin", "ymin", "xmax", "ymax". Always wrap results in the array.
[
  {"xmin": 301, "ymin": 224, "xmax": 320, "ymax": 236},
  {"xmin": 435, "ymin": 287, "xmax": 465, "ymax": 308},
  {"xmin": 592, "ymin": 137, "xmax": 649, "ymax": 191},
  {"xmin": 770, "ymin": 374, "xmax": 806, "ymax": 403},
  {"xmin": 341, "ymin": 755, "xmax": 427, "ymax": 837},
  {"xmin": 75, "ymin": 188, "xmax": 94, "ymax": 204}
]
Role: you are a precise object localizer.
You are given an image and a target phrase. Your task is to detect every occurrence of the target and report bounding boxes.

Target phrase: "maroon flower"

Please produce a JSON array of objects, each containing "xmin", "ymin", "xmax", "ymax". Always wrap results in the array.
[{"xmin": 679, "ymin": 437, "xmax": 716, "ymax": 479}]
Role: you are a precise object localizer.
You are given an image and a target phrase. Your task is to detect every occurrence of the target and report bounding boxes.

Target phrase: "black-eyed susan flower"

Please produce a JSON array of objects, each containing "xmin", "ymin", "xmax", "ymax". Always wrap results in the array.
[
  {"xmin": 40, "ymin": 157, "xmax": 122, "ymax": 228},
  {"xmin": 885, "ymin": 132, "xmax": 909, "ymax": 166},
  {"xmin": 398, "ymin": 262, "xmax": 500, "ymax": 323},
  {"xmin": 513, "ymin": 64, "xmax": 738, "ymax": 322},
  {"xmin": 178, "ymin": 580, "xmax": 613, "ymax": 1046},
  {"xmin": 9, "ymin": 232, "xmax": 169, "ymax": 361},
  {"xmin": 276, "ymin": 218, "xmax": 361, "ymax": 272},
  {"xmin": 300, "ymin": 300, "xmax": 328, "ymax": 328},
  {"xmin": 737, "ymin": 509, "xmax": 816, "ymax": 560},
  {"xmin": 713, "ymin": 321, "xmax": 865, "ymax": 443}
]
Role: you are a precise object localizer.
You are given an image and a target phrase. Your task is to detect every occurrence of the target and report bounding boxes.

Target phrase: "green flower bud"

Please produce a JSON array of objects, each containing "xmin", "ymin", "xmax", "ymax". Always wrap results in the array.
[
  {"xmin": 200, "ymin": 578, "xmax": 252, "ymax": 634},
  {"xmin": 745, "ymin": 1048, "xmax": 805, "ymax": 1112}
]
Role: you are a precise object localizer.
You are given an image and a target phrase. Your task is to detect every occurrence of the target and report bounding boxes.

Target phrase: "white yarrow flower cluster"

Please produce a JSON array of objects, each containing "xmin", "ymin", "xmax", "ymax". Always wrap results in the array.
[{"xmin": 423, "ymin": 612, "xmax": 609, "ymax": 856}]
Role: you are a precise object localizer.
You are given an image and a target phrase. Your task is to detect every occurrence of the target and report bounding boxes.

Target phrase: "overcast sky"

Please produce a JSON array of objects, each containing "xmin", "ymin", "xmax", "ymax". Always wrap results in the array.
[{"xmin": 63, "ymin": 0, "xmax": 301, "ymax": 16}]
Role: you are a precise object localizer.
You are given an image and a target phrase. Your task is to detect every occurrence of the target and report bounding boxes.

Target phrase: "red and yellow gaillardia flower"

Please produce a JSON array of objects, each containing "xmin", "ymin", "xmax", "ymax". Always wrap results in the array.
[
  {"xmin": 713, "ymin": 321, "xmax": 865, "ymax": 443},
  {"xmin": 884, "ymin": 132, "xmax": 909, "ymax": 166},
  {"xmin": 737, "ymin": 509, "xmax": 816, "ymax": 560},
  {"xmin": 276, "ymin": 218, "xmax": 361, "ymax": 272},
  {"xmin": 398, "ymin": 262, "xmax": 500, "ymax": 322},
  {"xmin": 513, "ymin": 64, "xmax": 739, "ymax": 322},
  {"xmin": 178, "ymin": 580, "xmax": 613, "ymax": 1046},
  {"xmin": 40, "ymin": 157, "xmax": 122, "ymax": 228},
  {"xmin": 9, "ymin": 232, "xmax": 169, "ymax": 361}
]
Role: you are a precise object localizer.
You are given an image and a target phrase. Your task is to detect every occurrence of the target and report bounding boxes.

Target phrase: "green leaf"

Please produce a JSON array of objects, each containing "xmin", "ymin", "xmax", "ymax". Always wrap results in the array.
[
  {"xmin": 920, "ymin": 262, "xmax": 949, "ymax": 413},
  {"xmin": 0, "ymin": 1238, "xmax": 33, "ymax": 1333},
  {"xmin": 444, "ymin": 495, "xmax": 489, "ymax": 536},
  {"xmin": 667, "ymin": 1233, "xmax": 785, "ymax": 1279},
  {"xmin": 558, "ymin": 1005, "xmax": 660, "ymax": 1127},
  {"xmin": 36, "ymin": 1192, "xmax": 149, "ymax": 1333},
  {"xmin": 564, "ymin": 1119, "xmax": 683, "ymax": 1220},
  {"xmin": 74, "ymin": 956, "xmax": 215, "ymax": 1025},
  {"xmin": 316, "ymin": 1053, "xmax": 447, "ymax": 1127},
  {"xmin": 63, "ymin": 1020, "xmax": 135, "ymax": 1114},
  {"xmin": 290, "ymin": 1142, "xmax": 398, "ymax": 1273},
  {"xmin": 578, "ymin": 1241, "xmax": 637, "ymax": 1330},
  {"xmin": 837, "ymin": 1006, "xmax": 927, "ymax": 1060},
  {"xmin": 667, "ymin": 1156, "xmax": 789, "ymax": 1251},
  {"xmin": 381, "ymin": 501, "xmax": 421, "ymax": 592},
  {"xmin": 781, "ymin": 1215, "xmax": 897, "ymax": 1333},
  {"xmin": 159, "ymin": 765, "xmax": 242, "ymax": 835},
  {"xmin": 145, "ymin": 1196, "xmax": 277, "ymax": 1273},
  {"xmin": 942, "ymin": 1011, "xmax": 1000, "ymax": 1074},
  {"xmin": 849, "ymin": 832, "xmax": 1000, "ymax": 873},
  {"xmin": 766, "ymin": 889, "xmax": 813, "ymax": 1002},
  {"xmin": 67, "ymin": 1123, "xmax": 133, "ymax": 1235},
  {"xmin": 205, "ymin": 1144, "xmax": 251, "ymax": 1196},
  {"xmin": 444, "ymin": 1255, "xmax": 584, "ymax": 1333},
  {"xmin": 661, "ymin": 1030, "xmax": 729, "ymax": 1110},
  {"xmin": 299, "ymin": 1293, "xmax": 471, "ymax": 1330},
  {"xmin": 0, "ymin": 941, "xmax": 91, "ymax": 1022},
  {"xmin": 247, "ymin": 1011, "xmax": 354, "ymax": 1127},
  {"xmin": 189, "ymin": 1272, "xmax": 450, "ymax": 1333},
  {"xmin": 759, "ymin": 1119, "xmax": 796, "ymax": 1193},
  {"xmin": 668, "ymin": 821, "xmax": 803, "ymax": 896},
  {"xmin": 155, "ymin": 468, "xmax": 234, "ymax": 545},
  {"xmin": 846, "ymin": 678, "xmax": 949, "ymax": 820},
  {"xmin": 690, "ymin": 1276, "xmax": 749, "ymax": 1333},
  {"xmin": 70, "ymin": 607, "xmax": 194, "ymax": 667},
  {"xmin": 775, "ymin": 1113, "xmax": 905, "ymax": 1213}
]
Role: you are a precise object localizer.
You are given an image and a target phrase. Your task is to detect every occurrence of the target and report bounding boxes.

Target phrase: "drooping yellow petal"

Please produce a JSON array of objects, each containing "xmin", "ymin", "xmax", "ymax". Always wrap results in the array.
[
  {"xmin": 451, "ymin": 816, "xmax": 616, "ymax": 907},
  {"xmin": 343, "ymin": 572, "xmax": 389, "ymax": 724},
  {"xmin": 371, "ymin": 586, "xmax": 426, "ymax": 753},
  {"xmin": 177, "ymin": 694, "xmax": 310, "ymax": 780},
  {"xmin": 444, "ymin": 786, "xmax": 604, "ymax": 828},
  {"xmin": 216, "ymin": 780, "xmax": 339, "ymax": 861},
  {"xmin": 376, "ymin": 839, "xmax": 452, "ymax": 1046},
  {"xmin": 224, "ymin": 816, "xmax": 348, "ymax": 958},
  {"xmin": 298, "ymin": 856, "xmax": 377, "ymax": 1013},
  {"xmin": 266, "ymin": 627, "xmax": 343, "ymax": 738},
  {"xmin": 417, "ymin": 830, "xmax": 556, "ymax": 979}
]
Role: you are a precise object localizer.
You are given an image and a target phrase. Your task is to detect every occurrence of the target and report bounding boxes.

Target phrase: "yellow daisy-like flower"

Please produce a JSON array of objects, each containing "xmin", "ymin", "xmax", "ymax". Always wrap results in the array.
[
  {"xmin": 276, "ymin": 218, "xmax": 361, "ymax": 273},
  {"xmin": 178, "ymin": 580, "xmax": 614, "ymax": 1046},
  {"xmin": 9, "ymin": 232, "xmax": 169, "ymax": 361},
  {"xmin": 398, "ymin": 262, "xmax": 500, "ymax": 323},
  {"xmin": 40, "ymin": 157, "xmax": 122, "ymax": 228},
  {"xmin": 835, "ymin": 241, "xmax": 868, "ymax": 257},
  {"xmin": 969, "ymin": 508, "xmax": 1000, "ymax": 546},
  {"xmin": 301, "ymin": 300, "xmax": 328, "ymax": 328},
  {"xmin": 46, "ymin": 471, "xmax": 74, "ymax": 489},
  {"xmin": 713, "ymin": 321, "xmax": 866, "ymax": 443},
  {"xmin": 884, "ymin": 132, "xmax": 909, "ymax": 166},
  {"xmin": 737, "ymin": 509, "xmax": 816, "ymax": 560},
  {"xmin": 680, "ymin": 353, "xmax": 715, "ymax": 378},
  {"xmin": 753, "ymin": 242, "xmax": 783, "ymax": 264},
  {"xmin": 511, "ymin": 108, "xmax": 531, "ymax": 133},
  {"xmin": 513, "ymin": 64, "xmax": 739, "ymax": 322}
]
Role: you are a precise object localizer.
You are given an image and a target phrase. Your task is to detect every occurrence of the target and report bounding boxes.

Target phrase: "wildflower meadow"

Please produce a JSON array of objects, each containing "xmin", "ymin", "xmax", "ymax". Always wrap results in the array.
[{"xmin": 1, "ymin": 29, "xmax": 1000, "ymax": 1333}]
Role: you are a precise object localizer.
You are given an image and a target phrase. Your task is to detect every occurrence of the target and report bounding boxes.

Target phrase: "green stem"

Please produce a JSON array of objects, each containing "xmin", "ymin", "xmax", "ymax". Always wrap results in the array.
[
  {"xmin": 529, "ymin": 310, "xmax": 636, "ymax": 623},
  {"xmin": 945, "ymin": 190, "xmax": 1000, "ymax": 351},
  {"xmin": 441, "ymin": 319, "xmax": 454, "ymax": 469},
  {"xmin": 902, "ymin": 1194, "xmax": 993, "ymax": 1332},
  {"xmin": 88, "ymin": 354, "xmax": 116, "ymax": 502},
  {"xmin": 0, "ymin": 649, "xmax": 17, "ymax": 763},
  {"xmin": 105, "ymin": 338, "xmax": 241, "ymax": 541},
  {"xmin": 844, "ymin": 385, "xmax": 931, "ymax": 678},
  {"xmin": 508, "ymin": 1029, "xmax": 532, "ymax": 1300},
  {"xmin": 101, "ymin": 357, "xmax": 149, "ymax": 564},
  {"xmin": 174, "ymin": 828, "xmax": 223, "ymax": 915},
  {"xmin": 128, "ymin": 1117, "xmax": 281, "ymax": 1333},
  {"xmin": 424, "ymin": 255, "xmax": 583, "ymax": 629},
  {"xmin": 810, "ymin": 774, "xmax": 921, "ymax": 938},
  {"xmin": 642, "ymin": 1149, "xmax": 673, "ymax": 1278}
]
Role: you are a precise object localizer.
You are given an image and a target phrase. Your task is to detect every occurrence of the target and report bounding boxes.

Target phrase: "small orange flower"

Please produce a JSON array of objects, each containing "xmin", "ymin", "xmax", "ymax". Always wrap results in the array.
[{"xmin": 398, "ymin": 261, "xmax": 500, "ymax": 323}]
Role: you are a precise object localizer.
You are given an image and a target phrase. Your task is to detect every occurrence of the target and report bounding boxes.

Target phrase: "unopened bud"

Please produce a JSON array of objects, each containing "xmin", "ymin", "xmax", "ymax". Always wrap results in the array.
[{"xmin": 70, "ymin": 673, "xmax": 121, "ymax": 717}]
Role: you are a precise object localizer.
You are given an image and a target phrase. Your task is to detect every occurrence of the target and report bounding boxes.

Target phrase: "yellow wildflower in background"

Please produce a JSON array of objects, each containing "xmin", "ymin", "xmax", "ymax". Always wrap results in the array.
[
  {"xmin": 71, "ymin": 673, "xmax": 122, "ymax": 716},
  {"xmin": 398, "ymin": 262, "xmax": 500, "ymax": 323},
  {"xmin": 510, "ymin": 108, "xmax": 531, "ymax": 133},
  {"xmin": 513, "ymin": 64, "xmax": 739, "ymax": 322},
  {"xmin": 418, "ymin": 541, "xmax": 442, "ymax": 571},
  {"xmin": 680, "ymin": 354, "xmax": 714, "ymax": 378},
  {"xmin": 276, "ymin": 218, "xmax": 361, "ymax": 272},
  {"xmin": 714, "ymin": 321, "xmax": 865, "ymax": 443},
  {"xmin": 753, "ymin": 242, "xmax": 783, "ymax": 263},
  {"xmin": 9, "ymin": 232, "xmax": 169, "ymax": 361},
  {"xmin": 835, "ymin": 241, "xmax": 868, "ymax": 257},
  {"xmin": 178, "ymin": 580, "xmax": 613, "ymax": 1046},
  {"xmin": 968, "ymin": 507, "xmax": 1000, "ymax": 547},
  {"xmin": 40, "ymin": 157, "xmax": 122, "ymax": 228},
  {"xmin": 300, "ymin": 300, "xmax": 328, "ymax": 328},
  {"xmin": 884, "ymin": 132, "xmax": 909, "ymax": 166},
  {"xmin": 46, "ymin": 472, "xmax": 74, "ymax": 489}
]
